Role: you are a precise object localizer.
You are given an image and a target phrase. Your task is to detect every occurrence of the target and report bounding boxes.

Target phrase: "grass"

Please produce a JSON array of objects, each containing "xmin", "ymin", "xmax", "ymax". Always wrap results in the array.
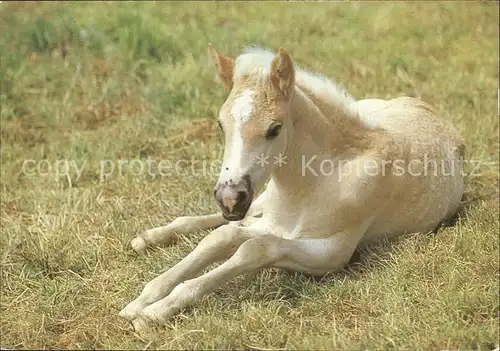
[{"xmin": 1, "ymin": 1, "xmax": 499, "ymax": 349}]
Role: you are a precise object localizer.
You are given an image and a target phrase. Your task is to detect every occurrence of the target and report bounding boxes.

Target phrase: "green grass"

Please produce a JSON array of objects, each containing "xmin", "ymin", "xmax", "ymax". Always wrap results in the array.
[{"xmin": 1, "ymin": 1, "xmax": 499, "ymax": 349}]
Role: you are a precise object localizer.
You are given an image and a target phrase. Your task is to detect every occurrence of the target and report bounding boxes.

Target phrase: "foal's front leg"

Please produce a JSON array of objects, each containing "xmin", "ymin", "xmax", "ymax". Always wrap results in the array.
[
  {"xmin": 130, "ymin": 228, "xmax": 364, "ymax": 333},
  {"xmin": 119, "ymin": 222, "xmax": 258, "ymax": 320}
]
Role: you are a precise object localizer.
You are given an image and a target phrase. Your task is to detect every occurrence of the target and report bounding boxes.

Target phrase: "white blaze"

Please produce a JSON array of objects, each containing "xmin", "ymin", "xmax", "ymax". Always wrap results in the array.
[
  {"xmin": 231, "ymin": 89, "xmax": 255, "ymax": 122},
  {"xmin": 223, "ymin": 90, "xmax": 255, "ymax": 177}
]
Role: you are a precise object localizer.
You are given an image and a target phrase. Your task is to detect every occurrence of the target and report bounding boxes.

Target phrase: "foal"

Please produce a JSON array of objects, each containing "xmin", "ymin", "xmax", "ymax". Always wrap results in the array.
[{"xmin": 119, "ymin": 44, "xmax": 465, "ymax": 332}]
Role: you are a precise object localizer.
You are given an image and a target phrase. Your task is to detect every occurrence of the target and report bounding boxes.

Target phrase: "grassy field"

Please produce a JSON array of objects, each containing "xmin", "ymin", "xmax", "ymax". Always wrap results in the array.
[{"xmin": 1, "ymin": 1, "xmax": 499, "ymax": 349}]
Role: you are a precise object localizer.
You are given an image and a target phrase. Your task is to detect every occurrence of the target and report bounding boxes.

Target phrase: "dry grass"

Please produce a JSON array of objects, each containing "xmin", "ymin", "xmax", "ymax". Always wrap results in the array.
[{"xmin": 1, "ymin": 2, "xmax": 499, "ymax": 350}]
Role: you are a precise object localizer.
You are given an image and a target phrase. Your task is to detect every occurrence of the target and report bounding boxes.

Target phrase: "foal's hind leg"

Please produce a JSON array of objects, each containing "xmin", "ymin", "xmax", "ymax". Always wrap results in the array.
[
  {"xmin": 130, "ymin": 213, "xmax": 227, "ymax": 253},
  {"xmin": 120, "ymin": 190, "xmax": 269, "ymax": 320},
  {"xmin": 130, "ymin": 188, "xmax": 267, "ymax": 252},
  {"xmin": 121, "ymin": 188, "xmax": 269, "ymax": 322}
]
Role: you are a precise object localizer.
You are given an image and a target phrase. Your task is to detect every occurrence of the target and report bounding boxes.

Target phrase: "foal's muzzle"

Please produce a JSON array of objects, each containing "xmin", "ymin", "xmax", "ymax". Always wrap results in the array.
[{"xmin": 213, "ymin": 175, "xmax": 253, "ymax": 221}]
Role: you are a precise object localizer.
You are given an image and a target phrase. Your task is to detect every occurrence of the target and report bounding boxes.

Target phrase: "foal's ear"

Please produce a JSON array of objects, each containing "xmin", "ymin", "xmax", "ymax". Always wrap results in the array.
[
  {"xmin": 208, "ymin": 43, "xmax": 234, "ymax": 91},
  {"xmin": 270, "ymin": 47, "xmax": 295, "ymax": 99}
]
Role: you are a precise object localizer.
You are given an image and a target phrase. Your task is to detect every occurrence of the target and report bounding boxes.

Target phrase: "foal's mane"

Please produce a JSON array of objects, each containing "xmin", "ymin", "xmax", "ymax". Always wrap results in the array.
[{"xmin": 233, "ymin": 46, "xmax": 360, "ymax": 120}]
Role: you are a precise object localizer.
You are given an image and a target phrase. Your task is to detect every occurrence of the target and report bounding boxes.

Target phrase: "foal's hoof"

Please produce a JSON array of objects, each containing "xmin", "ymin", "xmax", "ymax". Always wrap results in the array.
[
  {"xmin": 118, "ymin": 308, "xmax": 134, "ymax": 321},
  {"xmin": 131, "ymin": 311, "xmax": 163, "ymax": 334},
  {"xmin": 130, "ymin": 236, "xmax": 147, "ymax": 253},
  {"xmin": 118, "ymin": 300, "xmax": 143, "ymax": 321},
  {"xmin": 130, "ymin": 316, "xmax": 150, "ymax": 334}
]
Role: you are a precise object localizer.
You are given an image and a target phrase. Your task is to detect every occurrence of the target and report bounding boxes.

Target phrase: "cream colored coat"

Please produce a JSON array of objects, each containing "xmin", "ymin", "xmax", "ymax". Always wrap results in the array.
[{"xmin": 119, "ymin": 45, "xmax": 465, "ymax": 333}]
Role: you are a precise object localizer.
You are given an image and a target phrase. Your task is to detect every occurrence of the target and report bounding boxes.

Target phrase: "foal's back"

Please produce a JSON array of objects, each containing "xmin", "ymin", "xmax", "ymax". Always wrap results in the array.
[{"xmin": 356, "ymin": 97, "xmax": 465, "ymax": 242}]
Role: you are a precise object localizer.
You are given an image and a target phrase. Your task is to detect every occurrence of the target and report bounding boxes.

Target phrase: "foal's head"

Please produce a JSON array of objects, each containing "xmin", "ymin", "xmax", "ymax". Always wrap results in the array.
[{"xmin": 209, "ymin": 44, "xmax": 296, "ymax": 221}]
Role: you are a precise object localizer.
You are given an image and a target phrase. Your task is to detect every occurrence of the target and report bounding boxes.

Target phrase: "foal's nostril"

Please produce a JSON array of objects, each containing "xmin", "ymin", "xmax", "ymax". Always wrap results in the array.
[{"xmin": 237, "ymin": 190, "xmax": 248, "ymax": 203}]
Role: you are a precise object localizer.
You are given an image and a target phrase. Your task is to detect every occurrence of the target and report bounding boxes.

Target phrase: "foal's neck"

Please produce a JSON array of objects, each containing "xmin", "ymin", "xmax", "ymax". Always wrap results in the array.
[
  {"xmin": 272, "ymin": 87, "xmax": 379, "ymax": 190},
  {"xmin": 294, "ymin": 86, "xmax": 377, "ymax": 153}
]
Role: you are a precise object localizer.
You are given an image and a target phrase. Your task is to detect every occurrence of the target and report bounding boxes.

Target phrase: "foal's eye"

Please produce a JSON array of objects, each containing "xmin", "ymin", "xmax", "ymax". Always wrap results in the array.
[{"xmin": 266, "ymin": 122, "xmax": 282, "ymax": 140}]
